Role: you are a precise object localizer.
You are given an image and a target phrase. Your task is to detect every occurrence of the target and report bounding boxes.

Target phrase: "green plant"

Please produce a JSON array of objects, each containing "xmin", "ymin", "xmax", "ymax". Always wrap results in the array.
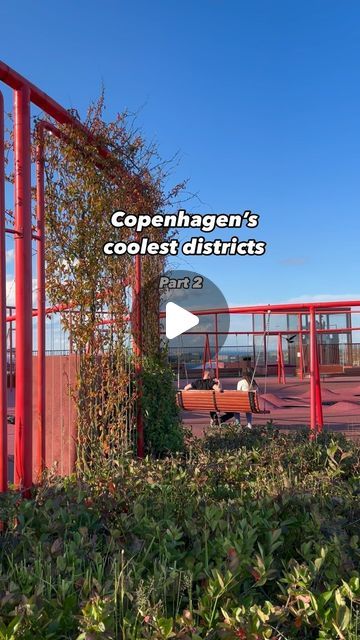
[
  {"xmin": 1, "ymin": 431, "xmax": 360, "ymax": 638},
  {"xmin": 141, "ymin": 354, "xmax": 184, "ymax": 456}
]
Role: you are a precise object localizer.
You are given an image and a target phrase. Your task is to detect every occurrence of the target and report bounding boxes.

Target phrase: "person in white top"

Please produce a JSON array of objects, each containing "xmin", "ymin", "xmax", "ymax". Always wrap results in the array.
[{"xmin": 236, "ymin": 367, "xmax": 259, "ymax": 429}]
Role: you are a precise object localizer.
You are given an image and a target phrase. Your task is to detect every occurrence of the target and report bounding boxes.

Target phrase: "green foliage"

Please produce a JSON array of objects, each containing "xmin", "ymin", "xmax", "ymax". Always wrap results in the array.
[
  {"xmin": 141, "ymin": 354, "xmax": 184, "ymax": 456},
  {"xmin": 0, "ymin": 430, "xmax": 360, "ymax": 638}
]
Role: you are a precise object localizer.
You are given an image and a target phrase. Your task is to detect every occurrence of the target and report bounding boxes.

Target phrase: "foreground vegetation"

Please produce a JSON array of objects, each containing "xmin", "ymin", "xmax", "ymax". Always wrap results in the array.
[{"xmin": 0, "ymin": 425, "xmax": 360, "ymax": 639}]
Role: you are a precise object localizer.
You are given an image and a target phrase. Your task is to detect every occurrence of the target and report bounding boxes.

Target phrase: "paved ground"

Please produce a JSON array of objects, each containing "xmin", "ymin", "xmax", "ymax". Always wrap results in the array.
[{"xmin": 179, "ymin": 375, "xmax": 360, "ymax": 440}]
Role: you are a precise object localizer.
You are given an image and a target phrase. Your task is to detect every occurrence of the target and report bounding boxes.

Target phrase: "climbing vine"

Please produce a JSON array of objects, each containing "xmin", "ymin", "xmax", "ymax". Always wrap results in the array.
[{"xmin": 6, "ymin": 93, "xmax": 185, "ymax": 469}]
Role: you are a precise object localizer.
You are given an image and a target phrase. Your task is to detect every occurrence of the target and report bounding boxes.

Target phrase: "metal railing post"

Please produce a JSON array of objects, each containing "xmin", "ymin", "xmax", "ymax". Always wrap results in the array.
[
  {"xmin": 36, "ymin": 124, "xmax": 45, "ymax": 477},
  {"xmin": 14, "ymin": 85, "xmax": 33, "ymax": 490},
  {"xmin": 0, "ymin": 91, "xmax": 7, "ymax": 492}
]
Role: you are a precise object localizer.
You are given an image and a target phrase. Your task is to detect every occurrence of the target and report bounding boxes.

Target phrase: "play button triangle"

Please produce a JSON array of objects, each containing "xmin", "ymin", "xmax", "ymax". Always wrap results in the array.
[{"xmin": 165, "ymin": 302, "xmax": 199, "ymax": 340}]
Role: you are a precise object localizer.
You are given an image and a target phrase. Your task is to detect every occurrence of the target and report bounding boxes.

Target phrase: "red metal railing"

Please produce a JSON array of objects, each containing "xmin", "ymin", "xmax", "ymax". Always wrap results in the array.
[{"xmin": 0, "ymin": 90, "xmax": 7, "ymax": 492}]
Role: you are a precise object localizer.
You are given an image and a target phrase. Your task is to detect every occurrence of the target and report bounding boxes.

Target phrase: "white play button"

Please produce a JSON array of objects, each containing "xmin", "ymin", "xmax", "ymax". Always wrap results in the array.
[{"xmin": 165, "ymin": 302, "xmax": 199, "ymax": 340}]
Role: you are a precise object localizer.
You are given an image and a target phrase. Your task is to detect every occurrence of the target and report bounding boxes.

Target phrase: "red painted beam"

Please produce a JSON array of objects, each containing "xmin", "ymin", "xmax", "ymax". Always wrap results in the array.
[
  {"xmin": 5, "ymin": 284, "xmax": 131, "ymax": 323},
  {"xmin": 159, "ymin": 300, "xmax": 360, "ymax": 318},
  {"xmin": 0, "ymin": 91, "xmax": 7, "ymax": 492},
  {"xmin": 0, "ymin": 61, "xmax": 75, "ymax": 124},
  {"xmin": 159, "ymin": 327, "xmax": 360, "ymax": 336}
]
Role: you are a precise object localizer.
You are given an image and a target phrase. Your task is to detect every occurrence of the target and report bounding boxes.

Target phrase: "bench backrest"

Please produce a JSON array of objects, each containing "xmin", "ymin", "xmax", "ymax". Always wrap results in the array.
[{"xmin": 319, "ymin": 364, "xmax": 343, "ymax": 374}]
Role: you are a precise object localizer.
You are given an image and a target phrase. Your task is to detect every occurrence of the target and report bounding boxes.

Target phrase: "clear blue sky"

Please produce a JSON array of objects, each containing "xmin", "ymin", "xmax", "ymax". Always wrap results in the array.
[{"xmin": 2, "ymin": 0, "xmax": 360, "ymax": 308}]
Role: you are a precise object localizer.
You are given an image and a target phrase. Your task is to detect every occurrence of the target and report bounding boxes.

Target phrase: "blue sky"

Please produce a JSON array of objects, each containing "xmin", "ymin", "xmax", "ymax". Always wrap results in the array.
[{"xmin": 2, "ymin": 0, "xmax": 360, "ymax": 310}]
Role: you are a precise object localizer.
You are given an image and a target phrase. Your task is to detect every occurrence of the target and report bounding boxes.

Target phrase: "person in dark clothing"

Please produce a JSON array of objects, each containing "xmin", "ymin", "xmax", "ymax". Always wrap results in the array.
[{"xmin": 184, "ymin": 368, "xmax": 234, "ymax": 426}]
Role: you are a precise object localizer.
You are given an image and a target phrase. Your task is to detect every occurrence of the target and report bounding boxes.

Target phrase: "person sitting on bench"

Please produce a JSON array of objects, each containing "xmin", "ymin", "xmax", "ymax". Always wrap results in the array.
[
  {"xmin": 236, "ymin": 367, "xmax": 259, "ymax": 429},
  {"xmin": 184, "ymin": 368, "xmax": 234, "ymax": 426}
]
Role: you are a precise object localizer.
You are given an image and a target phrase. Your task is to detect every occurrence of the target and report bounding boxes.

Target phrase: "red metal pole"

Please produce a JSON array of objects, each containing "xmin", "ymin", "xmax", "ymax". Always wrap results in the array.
[
  {"xmin": 298, "ymin": 313, "xmax": 304, "ymax": 380},
  {"xmin": 277, "ymin": 335, "xmax": 281, "ymax": 384},
  {"xmin": 309, "ymin": 307, "xmax": 317, "ymax": 434},
  {"xmin": 9, "ymin": 316, "xmax": 13, "ymax": 389},
  {"xmin": 14, "ymin": 86, "xmax": 33, "ymax": 491},
  {"xmin": 133, "ymin": 254, "xmax": 144, "ymax": 458},
  {"xmin": 35, "ymin": 126, "xmax": 45, "ymax": 478},
  {"xmin": 252, "ymin": 314, "xmax": 256, "ymax": 366},
  {"xmin": 314, "ymin": 338, "xmax": 324, "ymax": 432},
  {"xmin": 69, "ymin": 310, "xmax": 73, "ymax": 354},
  {"xmin": 0, "ymin": 91, "xmax": 7, "ymax": 492},
  {"xmin": 263, "ymin": 313, "xmax": 267, "ymax": 370},
  {"xmin": 282, "ymin": 338, "xmax": 286, "ymax": 384},
  {"xmin": 214, "ymin": 314, "xmax": 219, "ymax": 380},
  {"xmin": 277, "ymin": 334, "xmax": 286, "ymax": 384},
  {"xmin": 202, "ymin": 335, "xmax": 206, "ymax": 375}
]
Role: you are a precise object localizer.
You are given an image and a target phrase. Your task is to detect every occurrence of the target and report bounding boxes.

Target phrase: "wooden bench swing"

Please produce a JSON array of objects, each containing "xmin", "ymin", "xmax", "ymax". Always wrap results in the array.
[
  {"xmin": 175, "ymin": 318, "xmax": 273, "ymax": 418},
  {"xmin": 176, "ymin": 389, "xmax": 270, "ymax": 415}
]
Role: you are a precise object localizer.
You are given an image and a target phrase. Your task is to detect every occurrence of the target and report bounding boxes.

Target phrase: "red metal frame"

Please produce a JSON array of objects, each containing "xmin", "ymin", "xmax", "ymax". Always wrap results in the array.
[
  {"xmin": 0, "ymin": 60, "xmax": 145, "ymax": 492},
  {"xmin": 162, "ymin": 301, "xmax": 360, "ymax": 434},
  {"xmin": 0, "ymin": 63, "xmax": 85, "ymax": 492},
  {"xmin": 0, "ymin": 90, "xmax": 7, "ymax": 492},
  {"xmin": 2, "ymin": 60, "xmax": 360, "ymax": 491}
]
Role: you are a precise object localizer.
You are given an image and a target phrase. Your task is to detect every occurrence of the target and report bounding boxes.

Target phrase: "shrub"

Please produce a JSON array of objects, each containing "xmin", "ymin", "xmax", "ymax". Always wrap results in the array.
[
  {"xmin": 141, "ymin": 354, "xmax": 184, "ymax": 456},
  {"xmin": 1, "ymin": 429, "xmax": 359, "ymax": 639}
]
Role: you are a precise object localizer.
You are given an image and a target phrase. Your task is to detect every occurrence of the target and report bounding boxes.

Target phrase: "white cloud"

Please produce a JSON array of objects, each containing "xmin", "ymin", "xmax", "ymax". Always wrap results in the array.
[
  {"xmin": 5, "ymin": 277, "xmax": 15, "ymax": 307},
  {"xmin": 5, "ymin": 249, "xmax": 14, "ymax": 264},
  {"xmin": 6, "ymin": 277, "xmax": 38, "ymax": 308}
]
